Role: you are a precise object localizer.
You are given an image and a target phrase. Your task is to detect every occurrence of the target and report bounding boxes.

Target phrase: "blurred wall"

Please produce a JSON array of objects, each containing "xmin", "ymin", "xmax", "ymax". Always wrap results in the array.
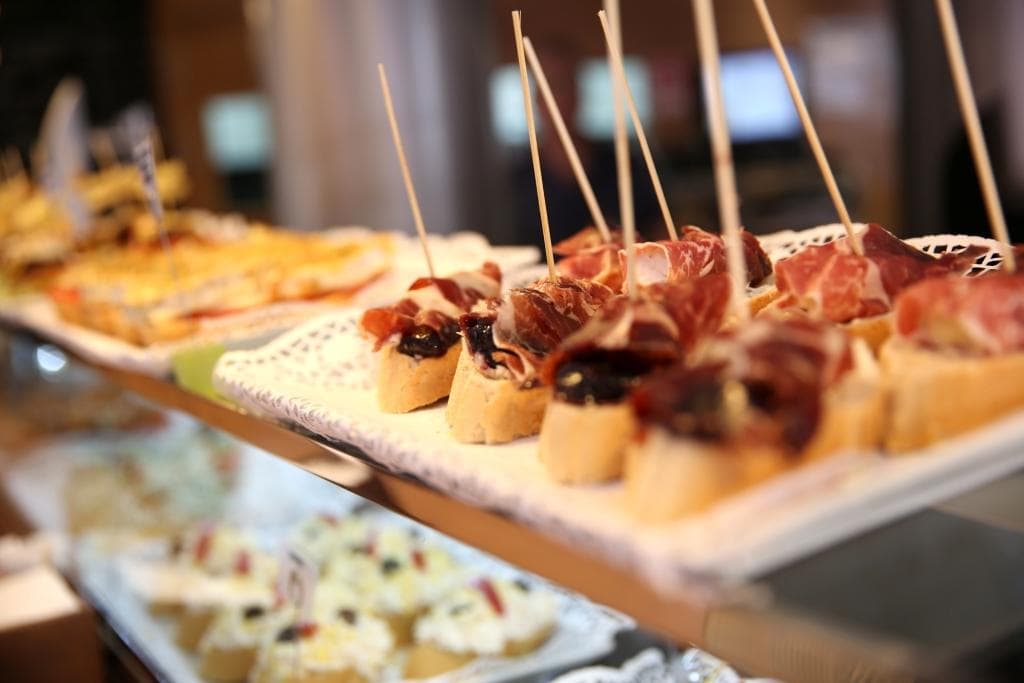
[
  {"xmin": 900, "ymin": 0, "xmax": 1024, "ymax": 238},
  {"xmin": 149, "ymin": 0, "xmax": 259, "ymax": 213},
  {"xmin": 249, "ymin": 0, "xmax": 496, "ymax": 235}
]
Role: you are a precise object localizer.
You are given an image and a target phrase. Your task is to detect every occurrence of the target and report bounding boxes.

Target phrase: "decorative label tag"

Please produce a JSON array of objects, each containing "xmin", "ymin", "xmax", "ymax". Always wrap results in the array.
[
  {"xmin": 132, "ymin": 136, "xmax": 180, "ymax": 285},
  {"xmin": 133, "ymin": 137, "xmax": 165, "ymax": 227},
  {"xmin": 38, "ymin": 78, "xmax": 90, "ymax": 238},
  {"xmin": 277, "ymin": 548, "xmax": 318, "ymax": 624}
]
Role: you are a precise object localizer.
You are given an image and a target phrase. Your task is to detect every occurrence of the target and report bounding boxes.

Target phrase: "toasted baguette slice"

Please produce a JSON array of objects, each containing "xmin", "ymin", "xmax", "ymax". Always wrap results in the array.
[
  {"xmin": 376, "ymin": 342, "xmax": 461, "ymax": 413},
  {"xmin": 445, "ymin": 348, "xmax": 548, "ymax": 444},
  {"xmin": 844, "ymin": 313, "xmax": 892, "ymax": 354},
  {"xmin": 198, "ymin": 644, "xmax": 259, "ymax": 682},
  {"xmin": 747, "ymin": 283, "xmax": 782, "ymax": 315},
  {"xmin": 625, "ymin": 340, "xmax": 883, "ymax": 523},
  {"xmin": 404, "ymin": 625, "xmax": 553, "ymax": 679},
  {"xmin": 757, "ymin": 289, "xmax": 893, "ymax": 353},
  {"xmin": 176, "ymin": 607, "xmax": 216, "ymax": 650},
  {"xmin": 538, "ymin": 399, "xmax": 635, "ymax": 484},
  {"xmin": 403, "ymin": 645, "xmax": 476, "ymax": 680},
  {"xmin": 881, "ymin": 341, "xmax": 1024, "ymax": 453}
]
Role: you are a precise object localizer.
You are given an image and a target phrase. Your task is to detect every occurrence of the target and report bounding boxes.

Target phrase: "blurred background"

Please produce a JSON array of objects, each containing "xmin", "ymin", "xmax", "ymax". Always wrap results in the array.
[{"xmin": 2, "ymin": 0, "xmax": 1023, "ymax": 246}]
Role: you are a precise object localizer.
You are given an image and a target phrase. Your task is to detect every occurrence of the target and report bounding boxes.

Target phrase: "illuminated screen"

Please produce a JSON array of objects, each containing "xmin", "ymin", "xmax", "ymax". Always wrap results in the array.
[{"xmin": 718, "ymin": 48, "xmax": 803, "ymax": 143}]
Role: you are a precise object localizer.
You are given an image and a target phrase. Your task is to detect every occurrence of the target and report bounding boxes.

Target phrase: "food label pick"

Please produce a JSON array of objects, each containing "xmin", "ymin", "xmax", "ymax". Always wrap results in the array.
[
  {"xmin": 133, "ymin": 136, "xmax": 180, "ymax": 285},
  {"xmin": 277, "ymin": 548, "xmax": 318, "ymax": 625}
]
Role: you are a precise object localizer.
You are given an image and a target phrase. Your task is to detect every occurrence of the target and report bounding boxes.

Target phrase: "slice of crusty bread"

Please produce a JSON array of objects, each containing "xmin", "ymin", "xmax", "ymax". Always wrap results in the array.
[
  {"xmin": 198, "ymin": 643, "xmax": 259, "ymax": 682},
  {"xmin": 403, "ymin": 644, "xmax": 476, "ymax": 680},
  {"xmin": 747, "ymin": 284, "xmax": 782, "ymax": 315},
  {"xmin": 881, "ymin": 341, "xmax": 1024, "ymax": 453},
  {"xmin": 624, "ymin": 429, "xmax": 788, "ymax": 524},
  {"xmin": 538, "ymin": 399, "xmax": 635, "ymax": 484},
  {"xmin": 804, "ymin": 339, "xmax": 886, "ymax": 459},
  {"xmin": 755, "ymin": 287, "xmax": 893, "ymax": 354},
  {"xmin": 445, "ymin": 348, "xmax": 548, "ymax": 444},
  {"xmin": 376, "ymin": 342, "xmax": 461, "ymax": 413},
  {"xmin": 843, "ymin": 313, "xmax": 892, "ymax": 354},
  {"xmin": 625, "ymin": 340, "xmax": 883, "ymax": 523}
]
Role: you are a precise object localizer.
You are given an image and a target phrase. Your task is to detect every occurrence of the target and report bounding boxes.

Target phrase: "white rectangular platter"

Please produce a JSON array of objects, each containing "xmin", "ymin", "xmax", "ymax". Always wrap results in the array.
[
  {"xmin": 213, "ymin": 227, "xmax": 1024, "ymax": 592},
  {"xmin": 0, "ymin": 229, "xmax": 538, "ymax": 377}
]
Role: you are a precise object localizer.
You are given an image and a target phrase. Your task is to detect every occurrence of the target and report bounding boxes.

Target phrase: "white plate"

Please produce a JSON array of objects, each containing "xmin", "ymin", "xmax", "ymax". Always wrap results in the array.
[
  {"xmin": 74, "ymin": 514, "xmax": 630, "ymax": 683},
  {"xmin": 0, "ymin": 230, "xmax": 539, "ymax": 377},
  {"xmin": 214, "ymin": 229, "xmax": 1024, "ymax": 592}
]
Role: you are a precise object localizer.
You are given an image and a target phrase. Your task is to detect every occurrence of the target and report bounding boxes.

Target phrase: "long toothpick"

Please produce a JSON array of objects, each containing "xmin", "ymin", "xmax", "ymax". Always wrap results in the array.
[
  {"xmin": 692, "ymin": 0, "xmax": 749, "ymax": 321},
  {"xmin": 598, "ymin": 10, "xmax": 677, "ymax": 241},
  {"xmin": 513, "ymin": 11, "xmax": 556, "ymax": 280},
  {"xmin": 378, "ymin": 63, "xmax": 435, "ymax": 278},
  {"xmin": 523, "ymin": 37, "xmax": 611, "ymax": 243},
  {"xmin": 934, "ymin": 0, "xmax": 1014, "ymax": 272},
  {"xmin": 604, "ymin": 0, "xmax": 634, "ymax": 243},
  {"xmin": 752, "ymin": 0, "xmax": 863, "ymax": 257}
]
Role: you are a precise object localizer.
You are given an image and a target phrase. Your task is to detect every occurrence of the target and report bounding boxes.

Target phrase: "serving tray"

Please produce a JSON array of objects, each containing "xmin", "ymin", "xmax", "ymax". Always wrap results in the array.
[
  {"xmin": 214, "ymin": 228, "xmax": 1022, "ymax": 591},
  {"xmin": 0, "ymin": 230, "xmax": 538, "ymax": 377}
]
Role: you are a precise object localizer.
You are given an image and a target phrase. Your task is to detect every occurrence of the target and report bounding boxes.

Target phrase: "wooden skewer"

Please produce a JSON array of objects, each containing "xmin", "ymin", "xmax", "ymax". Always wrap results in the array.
[
  {"xmin": 752, "ymin": 0, "xmax": 863, "ymax": 256},
  {"xmin": 692, "ymin": 0, "xmax": 749, "ymax": 321},
  {"xmin": 598, "ymin": 10, "xmax": 677, "ymax": 242},
  {"xmin": 378, "ymin": 62, "xmax": 436, "ymax": 278},
  {"xmin": 934, "ymin": 0, "xmax": 1014, "ymax": 272},
  {"xmin": 513, "ymin": 11, "xmax": 556, "ymax": 280},
  {"xmin": 523, "ymin": 37, "xmax": 612, "ymax": 243},
  {"xmin": 604, "ymin": 0, "xmax": 634, "ymax": 243}
]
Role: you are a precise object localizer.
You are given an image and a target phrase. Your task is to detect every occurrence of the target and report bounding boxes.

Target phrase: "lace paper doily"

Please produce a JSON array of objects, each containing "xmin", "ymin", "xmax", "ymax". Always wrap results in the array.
[{"xmin": 214, "ymin": 229, "xmax": 1024, "ymax": 591}]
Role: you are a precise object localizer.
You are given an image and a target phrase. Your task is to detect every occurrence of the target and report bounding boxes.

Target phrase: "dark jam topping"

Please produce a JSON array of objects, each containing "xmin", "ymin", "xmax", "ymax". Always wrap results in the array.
[
  {"xmin": 631, "ymin": 362, "xmax": 820, "ymax": 454},
  {"xmin": 337, "ymin": 608, "xmax": 358, "ymax": 625},
  {"xmin": 397, "ymin": 321, "xmax": 460, "ymax": 358},
  {"xmin": 553, "ymin": 350, "xmax": 657, "ymax": 405},
  {"xmin": 276, "ymin": 623, "xmax": 317, "ymax": 642},
  {"xmin": 662, "ymin": 377, "xmax": 731, "ymax": 441},
  {"xmin": 462, "ymin": 315, "xmax": 500, "ymax": 368},
  {"xmin": 243, "ymin": 605, "xmax": 266, "ymax": 620},
  {"xmin": 449, "ymin": 602, "xmax": 472, "ymax": 616}
]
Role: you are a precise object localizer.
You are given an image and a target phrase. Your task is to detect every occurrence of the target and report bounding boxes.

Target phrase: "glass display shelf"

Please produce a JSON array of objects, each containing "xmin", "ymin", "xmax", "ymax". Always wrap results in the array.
[{"xmin": 2, "ymin": 325, "xmax": 1023, "ymax": 683}]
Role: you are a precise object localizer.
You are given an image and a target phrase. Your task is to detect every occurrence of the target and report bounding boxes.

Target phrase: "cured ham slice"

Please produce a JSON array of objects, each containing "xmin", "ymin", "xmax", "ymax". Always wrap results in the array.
[
  {"xmin": 632, "ymin": 318, "xmax": 853, "ymax": 453},
  {"xmin": 894, "ymin": 272, "xmax": 1024, "ymax": 355},
  {"xmin": 620, "ymin": 226, "xmax": 771, "ymax": 291},
  {"xmin": 360, "ymin": 262, "xmax": 500, "ymax": 352},
  {"xmin": 461, "ymin": 275, "xmax": 613, "ymax": 383},
  {"xmin": 554, "ymin": 227, "xmax": 625, "ymax": 291},
  {"xmin": 539, "ymin": 274, "xmax": 732, "ymax": 403},
  {"xmin": 773, "ymin": 224, "xmax": 985, "ymax": 323},
  {"xmin": 552, "ymin": 226, "xmax": 611, "ymax": 256},
  {"xmin": 551, "ymin": 273, "xmax": 732, "ymax": 362}
]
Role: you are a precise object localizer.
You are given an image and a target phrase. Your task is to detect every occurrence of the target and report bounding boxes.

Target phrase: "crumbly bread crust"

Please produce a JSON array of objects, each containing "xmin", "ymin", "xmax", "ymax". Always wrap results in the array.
[
  {"xmin": 445, "ymin": 349, "xmax": 548, "ymax": 444},
  {"xmin": 175, "ymin": 607, "xmax": 216, "ymax": 650},
  {"xmin": 403, "ymin": 625, "xmax": 554, "ymax": 679},
  {"xmin": 376, "ymin": 343, "xmax": 461, "ymax": 413},
  {"xmin": 881, "ymin": 341, "xmax": 1024, "ymax": 453},
  {"xmin": 625, "ymin": 341, "xmax": 884, "ymax": 523},
  {"xmin": 538, "ymin": 399, "xmax": 635, "ymax": 484},
  {"xmin": 198, "ymin": 644, "xmax": 259, "ymax": 682}
]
